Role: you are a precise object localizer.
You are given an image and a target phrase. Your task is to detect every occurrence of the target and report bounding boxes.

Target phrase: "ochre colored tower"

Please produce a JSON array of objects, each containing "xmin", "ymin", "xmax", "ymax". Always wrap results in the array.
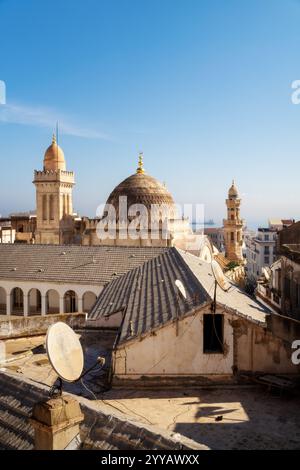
[
  {"xmin": 223, "ymin": 180, "xmax": 244, "ymax": 263},
  {"xmin": 33, "ymin": 135, "xmax": 75, "ymax": 244}
]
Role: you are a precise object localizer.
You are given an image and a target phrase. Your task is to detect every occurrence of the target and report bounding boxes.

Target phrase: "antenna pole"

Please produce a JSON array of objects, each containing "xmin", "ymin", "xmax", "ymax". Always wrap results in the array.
[
  {"xmin": 175, "ymin": 292, "xmax": 179, "ymax": 336},
  {"xmin": 211, "ymin": 280, "xmax": 217, "ymax": 314},
  {"xmin": 56, "ymin": 121, "xmax": 59, "ymax": 165}
]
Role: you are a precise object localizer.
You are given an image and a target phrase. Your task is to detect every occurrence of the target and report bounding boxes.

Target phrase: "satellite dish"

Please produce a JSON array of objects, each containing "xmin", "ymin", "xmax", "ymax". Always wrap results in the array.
[
  {"xmin": 46, "ymin": 322, "xmax": 84, "ymax": 383},
  {"xmin": 262, "ymin": 267, "xmax": 270, "ymax": 281},
  {"xmin": 175, "ymin": 279, "xmax": 187, "ymax": 299},
  {"xmin": 211, "ymin": 260, "xmax": 231, "ymax": 292}
]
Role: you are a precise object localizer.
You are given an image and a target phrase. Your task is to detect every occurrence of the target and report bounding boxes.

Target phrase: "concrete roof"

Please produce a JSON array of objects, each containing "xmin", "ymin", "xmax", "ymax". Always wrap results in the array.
[
  {"xmin": 0, "ymin": 244, "xmax": 168, "ymax": 285},
  {"xmin": 89, "ymin": 248, "xmax": 269, "ymax": 344}
]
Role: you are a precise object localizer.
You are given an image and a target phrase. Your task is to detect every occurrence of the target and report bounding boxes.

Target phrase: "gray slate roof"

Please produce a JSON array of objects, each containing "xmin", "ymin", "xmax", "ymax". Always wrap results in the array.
[
  {"xmin": 89, "ymin": 248, "xmax": 269, "ymax": 344},
  {"xmin": 0, "ymin": 244, "xmax": 167, "ymax": 285}
]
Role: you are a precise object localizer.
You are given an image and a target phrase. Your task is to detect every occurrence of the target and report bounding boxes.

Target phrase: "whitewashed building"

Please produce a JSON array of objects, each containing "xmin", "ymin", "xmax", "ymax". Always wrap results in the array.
[
  {"xmin": 246, "ymin": 219, "xmax": 294, "ymax": 278},
  {"xmin": 0, "ymin": 244, "xmax": 165, "ymax": 316}
]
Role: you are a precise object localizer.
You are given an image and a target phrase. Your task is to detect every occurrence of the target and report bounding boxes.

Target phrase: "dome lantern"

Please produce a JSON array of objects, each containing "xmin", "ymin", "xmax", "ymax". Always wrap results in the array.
[
  {"xmin": 228, "ymin": 179, "xmax": 239, "ymax": 198},
  {"xmin": 43, "ymin": 134, "xmax": 66, "ymax": 171},
  {"xmin": 136, "ymin": 152, "xmax": 145, "ymax": 175}
]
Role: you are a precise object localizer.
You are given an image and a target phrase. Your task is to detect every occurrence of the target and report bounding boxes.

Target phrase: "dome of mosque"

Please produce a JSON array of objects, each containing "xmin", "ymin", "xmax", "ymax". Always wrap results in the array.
[{"xmin": 44, "ymin": 135, "xmax": 66, "ymax": 171}]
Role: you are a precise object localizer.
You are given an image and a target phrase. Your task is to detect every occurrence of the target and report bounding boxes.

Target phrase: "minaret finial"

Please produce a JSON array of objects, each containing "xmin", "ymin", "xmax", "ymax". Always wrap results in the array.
[
  {"xmin": 52, "ymin": 133, "xmax": 56, "ymax": 144},
  {"xmin": 136, "ymin": 152, "xmax": 145, "ymax": 174}
]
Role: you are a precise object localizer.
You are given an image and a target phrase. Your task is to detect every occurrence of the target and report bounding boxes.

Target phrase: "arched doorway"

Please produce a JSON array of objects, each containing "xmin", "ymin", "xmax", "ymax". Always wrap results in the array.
[
  {"xmin": 83, "ymin": 291, "xmax": 97, "ymax": 313},
  {"xmin": 28, "ymin": 288, "xmax": 42, "ymax": 315},
  {"xmin": 46, "ymin": 289, "xmax": 60, "ymax": 314},
  {"xmin": 11, "ymin": 287, "xmax": 24, "ymax": 315},
  {"xmin": 0, "ymin": 287, "xmax": 6, "ymax": 314},
  {"xmin": 64, "ymin": 290, "xmax": 78, "ymax": 313}
]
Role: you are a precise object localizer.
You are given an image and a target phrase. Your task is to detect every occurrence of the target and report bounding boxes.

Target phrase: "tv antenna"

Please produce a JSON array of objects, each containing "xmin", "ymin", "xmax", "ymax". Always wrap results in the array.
[
  {"xmin": 46, "ymin": 322, "xmax": 105, "ymax": 397},
  {"xmin": 211, "ymin": 259, "xmax": 231, "ymax": 313}
]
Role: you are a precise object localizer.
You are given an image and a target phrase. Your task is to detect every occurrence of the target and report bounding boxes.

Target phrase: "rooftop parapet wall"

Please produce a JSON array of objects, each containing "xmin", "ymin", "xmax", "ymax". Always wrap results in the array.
[
  {"xmin": 0, "ymin": 313, "xmax": 86, "ymax": 340},
  {"xmin": 33, "ymin": 169, "xmax": 75, "ymax": 184}
]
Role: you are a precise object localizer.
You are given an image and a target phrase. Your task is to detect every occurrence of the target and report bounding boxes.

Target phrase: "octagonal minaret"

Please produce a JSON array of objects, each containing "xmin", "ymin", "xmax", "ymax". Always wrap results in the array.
[{"xmin": 33, "ymin": 135, "xmax": 75, "ymax": 244}]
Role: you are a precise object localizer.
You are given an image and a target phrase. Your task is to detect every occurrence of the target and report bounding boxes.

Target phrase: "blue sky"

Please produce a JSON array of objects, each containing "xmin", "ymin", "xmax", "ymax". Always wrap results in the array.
[{"xmin": 1, "ymin": 0, "xmax": 300, "ymax": 228}]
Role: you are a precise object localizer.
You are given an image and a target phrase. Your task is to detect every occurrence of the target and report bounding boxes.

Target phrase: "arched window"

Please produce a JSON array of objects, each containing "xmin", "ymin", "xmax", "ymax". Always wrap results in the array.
[
  {"xmin": 42, "ymin": 194, "xmax": 47, "ymax": 221},
  {"xmin": 46, "ymin": 289, "xmax": 60, "ymax": 314},
  {"xmin": 11, "ymin": 287, "xmax": 24, "ymax": 315},
  {"xmin": 0, "ymin": 287, "xmax": 6, "ymax": 314},
  {"xmin": 67, "ymin": 194, "xmax": 71, "ymax": 215},
  {"xmin": 28, "ymin": 288, "xmax": 42, "ymax": 315},
  {"xmin": 83, "ymin": 291, "xmax": 97, "ymax": 312},
  {"xmin": 49, "ymin": 195, "xmax": 55, "ymax": 220},
  {"xmin": 64, "ymin": 290, "xmax": 78, "ymax": 313}
]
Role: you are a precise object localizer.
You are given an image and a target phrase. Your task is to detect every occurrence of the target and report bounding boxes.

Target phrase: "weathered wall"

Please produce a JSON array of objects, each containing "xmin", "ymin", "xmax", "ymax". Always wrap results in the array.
[
  {"xmin": 0, "ymin": 313, "xmax": 86, "ymax": 340},
  {"xmin": 113, "ymin": 308, "xmax": 300, "ymax": 380},
  {"xmin": 113, "ymin": 307, "xmax": 234, "ymax": 379},
  {"xmin": 267, "ymin": 311, "xmax": 300, "ymax": 342},
  {"xmin": 232, "ymin": 317, "xmax": 300, "ymax": 374},
  {"xmin": 87, "ymin": 310, "xmax": 123, "ymax": 329}
]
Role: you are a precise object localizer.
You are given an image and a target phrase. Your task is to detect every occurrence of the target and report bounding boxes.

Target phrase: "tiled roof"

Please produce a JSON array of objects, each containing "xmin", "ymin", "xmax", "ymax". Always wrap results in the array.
[
  {"xmin": 89, "ymin": 248, "xmax": 269, "ymax": 344},
  {"xmin": 89, "ymin": 248, "xmax": 210, "ymax": 343},
  {"xmin": 179, "ymin": 250, "xmax": 269, "ymax": 324},
  {"xmin": 0, "ymin": 371, "xmax": 206, "ymax": 450},
  {"xmin": 0, "ymin": 244, "xmax": 168, "ymax": 285}
]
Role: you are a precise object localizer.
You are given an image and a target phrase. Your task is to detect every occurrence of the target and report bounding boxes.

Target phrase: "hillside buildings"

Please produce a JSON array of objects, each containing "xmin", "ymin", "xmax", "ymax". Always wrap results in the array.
[
  {"xmin": 257, "ymin": 221, "xmax": 300, "ymax": 320},
  {"xmin": 246, "ymin": 219, "xmax": 294, "ymax": 278}
]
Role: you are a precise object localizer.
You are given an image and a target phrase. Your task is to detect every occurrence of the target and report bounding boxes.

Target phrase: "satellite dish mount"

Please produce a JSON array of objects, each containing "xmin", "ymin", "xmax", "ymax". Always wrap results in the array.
[{"xmin": 46, "ymin": 322, "xmax": 105, "ymax": 398}]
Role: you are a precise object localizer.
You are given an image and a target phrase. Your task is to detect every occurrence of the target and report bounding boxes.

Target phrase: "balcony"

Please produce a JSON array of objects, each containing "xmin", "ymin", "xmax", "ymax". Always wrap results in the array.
[{"xmin": 223, "ymin": 219, "xmax": 244, "ymax": 226}]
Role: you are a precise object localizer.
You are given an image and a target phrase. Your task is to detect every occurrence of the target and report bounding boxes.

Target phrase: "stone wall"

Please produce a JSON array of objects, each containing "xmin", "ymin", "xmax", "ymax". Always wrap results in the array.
[{"xmin": 0, "ymin": 313, "xmax": 86, "ymax": 340}]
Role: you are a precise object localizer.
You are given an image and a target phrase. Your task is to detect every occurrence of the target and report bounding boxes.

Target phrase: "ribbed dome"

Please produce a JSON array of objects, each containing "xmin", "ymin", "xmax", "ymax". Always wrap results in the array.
[
  {"xmin": 228, "ymin": 180, "xmax": 239, "ymax": 198},
  {"xmin": 106, "ymin": 172, "xmax": 175, "ymax": 219},
  {"xmin": 43, "ymin": 135, "xmax": 66, "ymax": 171}
]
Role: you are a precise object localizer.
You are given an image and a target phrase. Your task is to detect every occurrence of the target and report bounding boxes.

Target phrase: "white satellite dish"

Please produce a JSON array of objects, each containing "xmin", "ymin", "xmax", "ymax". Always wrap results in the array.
[
  {"xmin": 211, "ymin": 259, "xmax": 231, "ymax": 292},
  {"xmin": 46, "ymin": 322, "xmax": 84, "ymax": 383},
  {"xmin": 262, "ymin": 267, "xmax": 270, "ymax": 281},
  {"xmin": 175, "ymin": 279, "xmax": 187, "ymax": 299}
]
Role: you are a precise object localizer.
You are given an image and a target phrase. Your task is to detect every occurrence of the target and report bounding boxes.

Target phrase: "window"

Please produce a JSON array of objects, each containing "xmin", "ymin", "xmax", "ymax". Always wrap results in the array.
[
  {"xmin": 231, "ymin": 232, "xmax": 234, "ymax": 241},
  {"xmin": 264, "ymin": 256, "xmax": 269, "ymax": 264},
  {"xmin": 284, "ymin": 277, "xmax": 291, "ymax": 300},
  {"xmin": 49, "ymin": 195, "xmax": 54, "ymax": 220},
  {"xmin": 265, "ymin": 234, "xmax": 269, "ymax": 241},
  {"xmin": 203, "ymin": 314, "xmax": 224, "ymax": 354},
  {"xmin": 264, "ymin": 246, "xmax": 270, "ymax": 255},
  {"xmin": 42, "ymin": 194, "xmax": 47, "ymax": 221},
  {"xmin": 295, "ymin": 282, "xmax": 300, "ymax": 308}
]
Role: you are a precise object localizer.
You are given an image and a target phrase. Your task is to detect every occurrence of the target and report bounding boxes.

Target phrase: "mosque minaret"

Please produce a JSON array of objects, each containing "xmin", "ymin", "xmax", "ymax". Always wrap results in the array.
[
  {"xmin": 33, "ymin": 135, "xmax": 75, "ymax": 245},
  {"xmin": 223, "ymin": 180, "xmax": 244, "ymax": 263}
]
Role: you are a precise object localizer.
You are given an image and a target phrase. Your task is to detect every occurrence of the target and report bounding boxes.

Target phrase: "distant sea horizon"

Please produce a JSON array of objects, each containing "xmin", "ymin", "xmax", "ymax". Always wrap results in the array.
[{"xmin": 191, "ymin": 220, "xmax": 268, "ymax": 232}]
